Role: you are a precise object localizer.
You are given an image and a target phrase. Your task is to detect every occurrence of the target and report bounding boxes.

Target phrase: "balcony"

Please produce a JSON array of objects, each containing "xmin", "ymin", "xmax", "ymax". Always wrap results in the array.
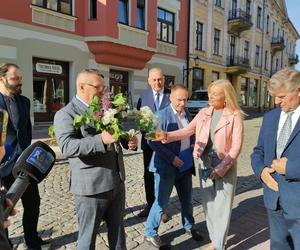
[
  {"xmin": 271, "ymin": 37, "xmax": 285, "ymax": 54},
  {"xmin": 228, "ymin": 9, "xmax": 252, "ymax": 34},
  {"xmin": 226, "ymin": 56, "xmax": 250, "ymax": 74},
  {"xmin": 289, "ymin": 54, "xmax": 299, "ymax": 65}
]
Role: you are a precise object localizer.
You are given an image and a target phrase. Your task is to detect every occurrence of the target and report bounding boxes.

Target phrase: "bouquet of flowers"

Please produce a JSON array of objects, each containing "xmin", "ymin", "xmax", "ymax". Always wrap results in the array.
[{"xmin": 73, "ymin": 93, "xmax": 161, "ymax": 140}]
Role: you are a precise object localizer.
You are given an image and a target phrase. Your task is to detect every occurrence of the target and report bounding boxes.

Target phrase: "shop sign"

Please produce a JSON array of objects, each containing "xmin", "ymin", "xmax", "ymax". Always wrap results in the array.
[{"xmin": 36, "ymin": 63, "xmax": 63, "ymax": 74}]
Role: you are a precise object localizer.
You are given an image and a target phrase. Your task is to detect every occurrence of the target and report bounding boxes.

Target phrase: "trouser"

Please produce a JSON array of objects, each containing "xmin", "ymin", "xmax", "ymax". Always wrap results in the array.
[
  {"xmin": 267, "ymin": 200, "xmax": 300, "ymax": 250},
  {"xmin": 3, "ymin": 173, "xmax": 40, "ymax": 246},
  {"xmin": 142, "ymin": 144, "xmax": 155, "ymax": 208},
  {"xmin": 74, "ymin": 182, "xmax": 126, "ymax": 250},
  {"xmin": 197, "ymin": 158, "xmax": 237, "ymax": 250}
]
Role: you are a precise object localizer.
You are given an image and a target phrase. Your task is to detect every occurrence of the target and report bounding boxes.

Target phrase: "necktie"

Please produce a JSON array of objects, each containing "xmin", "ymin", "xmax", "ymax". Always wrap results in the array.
[
  {"xmin": 277, "ymin": 111, "xmax": 293, "ymax": 158},
  {"xmin": 155, "ymin": 92, "xmax": 160, "ymax": 111}
]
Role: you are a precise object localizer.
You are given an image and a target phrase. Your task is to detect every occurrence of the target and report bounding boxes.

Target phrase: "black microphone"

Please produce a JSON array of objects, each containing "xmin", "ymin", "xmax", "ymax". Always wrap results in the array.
[{"xmin": 3, "ymin": 141, "xmax": 56, "ymax": 219}]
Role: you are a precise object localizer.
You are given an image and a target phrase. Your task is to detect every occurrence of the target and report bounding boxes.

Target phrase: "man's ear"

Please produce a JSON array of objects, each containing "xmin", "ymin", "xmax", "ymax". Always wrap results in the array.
[{"xmin": 297, "ymin": 86, "xmax": 300, "ymax": 97}]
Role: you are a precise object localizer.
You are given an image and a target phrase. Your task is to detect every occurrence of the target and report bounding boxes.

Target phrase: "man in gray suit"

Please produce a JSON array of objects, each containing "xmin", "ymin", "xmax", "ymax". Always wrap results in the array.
[{"xmin": 54, "ymin": 69, "xmax": 138, "ymax": 250}]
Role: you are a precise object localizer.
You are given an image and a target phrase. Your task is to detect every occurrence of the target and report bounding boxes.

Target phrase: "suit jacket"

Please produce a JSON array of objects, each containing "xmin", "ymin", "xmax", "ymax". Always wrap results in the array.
[
  {"xmin": 0, "ymin": 93, "xmax": 32, "ymax": 176},
  {"xmin": 251, "ymin": 107, "xmax": 300, "ymax": 217},
  {"xmin": 137, "ymin": 88, "xmax": 170, "ymax": 150},
  {"xmin": 54, "ymin": 97, "xmax": 126, "ymax": 196},
  {"xmin": 148, "ymin": 105, "xmax": 195, "ymax": 177},
  {"xmin": 167, "ymin": 106, "xmax": 244, "ymax": 177}
]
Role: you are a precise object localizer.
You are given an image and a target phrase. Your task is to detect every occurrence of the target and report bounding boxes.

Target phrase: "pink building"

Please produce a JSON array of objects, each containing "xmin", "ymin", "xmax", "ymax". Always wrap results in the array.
[{"xmin": 0, "ymin": 0, "xmax": 189, "ymax": 123}]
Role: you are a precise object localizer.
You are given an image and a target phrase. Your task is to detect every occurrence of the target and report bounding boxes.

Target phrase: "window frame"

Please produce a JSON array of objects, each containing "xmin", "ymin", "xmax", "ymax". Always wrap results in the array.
[
  {"xmin": 255, "ymin": 45, "xmax": 260, "ymax": 67},
  {"xmin": 136, "ymin": 0, "xmax": 145, "ymax": 29},
  {"xmin": 196, "ymin": 21, "xmax": 204, "ymax": 51},
  {"xmin": 157, "ymin": 7, "xmax": 175, "ymax": 44},
  {"xmin": 33, "ymin": 0, "xmax": 73, "ymax": 15},
  {"xmin": 118, "ymin": 0, "xmax": 129, "ymax": 25},
  {"xmin": 256, "ymin": 6, "xmax": 262, "ymax": 29},
  {"xmin": 213, "ymin": 28, "xmax": 221, "ymax": 56}
]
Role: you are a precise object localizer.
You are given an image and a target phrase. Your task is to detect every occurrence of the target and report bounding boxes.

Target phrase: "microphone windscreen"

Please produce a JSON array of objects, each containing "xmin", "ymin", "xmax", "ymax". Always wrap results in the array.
[{"xmin": 14, "ymin": 141, "xmax": 56, "ymax": 183}]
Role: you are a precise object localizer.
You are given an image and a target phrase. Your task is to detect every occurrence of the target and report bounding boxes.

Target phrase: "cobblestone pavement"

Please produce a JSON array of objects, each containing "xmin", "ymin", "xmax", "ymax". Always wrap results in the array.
[{"xmin": 8, "ymin": 114, "xmax": 270, "ymax": 249}]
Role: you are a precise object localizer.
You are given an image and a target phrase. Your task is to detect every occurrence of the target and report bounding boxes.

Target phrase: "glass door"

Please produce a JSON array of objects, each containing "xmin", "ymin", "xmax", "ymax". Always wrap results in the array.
[{"xmin": 33, "ymin": 76, "xmax": 66, "ymax": 122}]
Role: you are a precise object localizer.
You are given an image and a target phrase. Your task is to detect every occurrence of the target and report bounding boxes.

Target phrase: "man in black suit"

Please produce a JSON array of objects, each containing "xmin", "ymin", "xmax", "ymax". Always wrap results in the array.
[
  {"xmin": 137, "ymin": 68, "xmax": 171, "ymax": 218},
  {"xmin": 0, "ymin": 63, "xmax": 48, "ymax": 250}
]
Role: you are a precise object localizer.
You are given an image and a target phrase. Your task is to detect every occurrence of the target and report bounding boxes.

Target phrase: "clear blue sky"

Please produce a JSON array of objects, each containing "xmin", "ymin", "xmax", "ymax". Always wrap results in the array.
[{"xmin": 285, "ymin": 0, "xmax": 300, "ymax": 70}]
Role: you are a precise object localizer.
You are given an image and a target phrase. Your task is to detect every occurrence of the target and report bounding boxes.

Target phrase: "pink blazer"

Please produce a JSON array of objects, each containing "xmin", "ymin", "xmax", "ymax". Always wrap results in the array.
[{"xmin": 167, "ymin": 106, "xmax": 244, "ymax": 177}]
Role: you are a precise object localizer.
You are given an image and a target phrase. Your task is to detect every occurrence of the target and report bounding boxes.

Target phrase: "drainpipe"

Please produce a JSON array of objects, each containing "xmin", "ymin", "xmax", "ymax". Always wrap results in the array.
[
  {"xmin": 258, "ymin": 0, "xmax": 266, "ymax": 112},
  {"xmin": 186, "ymin": 0, "xmax": 191, "ymax": 89}
]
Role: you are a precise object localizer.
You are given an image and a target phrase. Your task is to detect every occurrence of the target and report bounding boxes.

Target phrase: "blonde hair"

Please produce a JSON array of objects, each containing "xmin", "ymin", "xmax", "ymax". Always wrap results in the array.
[
  {"xmin": 268, "ymin": 68, "xmax": 300, "ymax": 96},
  {"xmin": 208, "ymin": 79, "xmax": 245, "ymax": 116}
]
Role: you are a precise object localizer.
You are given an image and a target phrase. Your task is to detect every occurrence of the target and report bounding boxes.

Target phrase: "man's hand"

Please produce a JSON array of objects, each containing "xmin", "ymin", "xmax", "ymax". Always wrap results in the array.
[
  {"xmin": 101, "ymin": 130, "xmax": 117, "ymax": 145},
  {"xmin": 3, "ymin": 198, "xmax": 17, "ymax": 229},
  {"xmin": 272, "ymin": 157, "xmax": 287, "ymax": 175},
  {"xmin": 260, "ymin": 167, "xmax": 278, "ymax": 191},
  {"xmin": 172, "ymin": 156, "xmax": 183, "ymax": 168},
  {"xmin": 210, "ymin": 169, "xmax": 221, "ymax": 180},
  {"xmin": 128, "ymin": 136, "xmax": 138, "ymax": 150}
]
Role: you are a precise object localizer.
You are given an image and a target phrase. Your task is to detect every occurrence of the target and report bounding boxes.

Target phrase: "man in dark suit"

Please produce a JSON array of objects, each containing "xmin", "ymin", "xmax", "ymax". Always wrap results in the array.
[
  {"xmin": 54, "ymin": 69, "xmax": 137, "ymax": 250},
  {"xmin": 137, "ymin": 68, "xmax": 170, "ymax": 218},
  {"xmin": 0, "ymin": 63, "xmax": 48, "ymax": 250},
  {"xmin": 251, "ymin": 68, "xmax": 300, "ymax": 250},
  {"xmin": 145, "ymin": 84, "xmax": 202, "ymax": 248}
]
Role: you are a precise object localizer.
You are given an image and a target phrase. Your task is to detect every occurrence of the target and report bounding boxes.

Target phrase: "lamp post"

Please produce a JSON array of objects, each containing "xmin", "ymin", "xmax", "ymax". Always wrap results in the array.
[{"xmin": 182, "ymin": 56, "xmax": 201, "ymax": 87}]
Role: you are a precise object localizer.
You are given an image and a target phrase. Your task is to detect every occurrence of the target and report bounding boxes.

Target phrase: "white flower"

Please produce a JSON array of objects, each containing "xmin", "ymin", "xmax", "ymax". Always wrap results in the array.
[
  {"xmin": 140, "ymin": 106, "xmax": 154, "ymax": 120},
  {"xmin": 102, "ymin": 108, "xmax": 118, "ymax": 125}
]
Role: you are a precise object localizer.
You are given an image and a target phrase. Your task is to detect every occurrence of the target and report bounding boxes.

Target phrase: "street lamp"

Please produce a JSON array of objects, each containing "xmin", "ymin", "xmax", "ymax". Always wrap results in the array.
[{"xmin": 182, "ymin": 56, "xmax": 201, "ymax": 85}]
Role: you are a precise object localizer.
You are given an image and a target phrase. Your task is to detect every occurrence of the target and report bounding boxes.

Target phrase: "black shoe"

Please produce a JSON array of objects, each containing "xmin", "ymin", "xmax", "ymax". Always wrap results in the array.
[
  {"xmin": 185, "ymin": 228, "xmax": 203, "ymax": 241},
  {"xmin": 145, "ymin": 235, "xmax": 164, "ymax": 248},
  {"xmin": 138, "ymin": 206, "xmax": 150, "ymax": 217},
  {"xmin": 37, "ymin": 237, "xmax": 50, "ymax": 246},
  {"xmin": 161, "ymin": 212, "xmax": 172, "ymax": 223},
  {"xmin": 25, "ymin": 237, "xmax": 51, "ymax": 250}
]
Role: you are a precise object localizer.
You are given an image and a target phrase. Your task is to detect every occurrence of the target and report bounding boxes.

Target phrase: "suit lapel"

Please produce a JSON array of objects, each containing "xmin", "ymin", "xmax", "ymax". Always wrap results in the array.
[
  {"xmin": 269, "ymin": 109, "xmax": 281, "ymax": 158},
  {"xmin": 284, "ymin": 114, "xmax": 300, "ymax": 152}
]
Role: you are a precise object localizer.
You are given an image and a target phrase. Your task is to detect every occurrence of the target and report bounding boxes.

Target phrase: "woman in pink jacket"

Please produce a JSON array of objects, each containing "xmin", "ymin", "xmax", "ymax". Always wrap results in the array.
[{"xmin": 157, "ymin": 79, "xmax": 244, "ymax": 250}]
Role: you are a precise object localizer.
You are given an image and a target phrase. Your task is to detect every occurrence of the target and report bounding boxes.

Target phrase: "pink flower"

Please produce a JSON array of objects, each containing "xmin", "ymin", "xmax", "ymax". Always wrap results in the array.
[
  {"xmin": 94, "ymin": 111, "xmax": 103, "ymax": 120},
  {"xmin": 101, "ymin": 92, "xmax": 112, "ymax": 111}
]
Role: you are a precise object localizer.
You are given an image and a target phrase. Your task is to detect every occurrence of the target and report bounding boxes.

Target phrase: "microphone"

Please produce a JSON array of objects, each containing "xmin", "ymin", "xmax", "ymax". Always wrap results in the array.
[{"xmin": 3, "ymin": 141, "xmax": 56, "ymax": 219}]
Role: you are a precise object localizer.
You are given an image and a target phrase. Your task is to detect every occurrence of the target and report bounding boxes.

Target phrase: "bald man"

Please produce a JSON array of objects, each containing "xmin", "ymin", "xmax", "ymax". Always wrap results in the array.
[{"xmin": 54, "ymin": 69, "xmax": 137, "ymax": 250}]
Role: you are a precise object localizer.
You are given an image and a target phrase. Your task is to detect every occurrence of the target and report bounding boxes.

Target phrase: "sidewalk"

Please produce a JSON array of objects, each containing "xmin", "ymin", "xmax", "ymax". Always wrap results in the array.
[{"xmin": 8, "ymin": 115, "xmax": 271, "ymax": 249}]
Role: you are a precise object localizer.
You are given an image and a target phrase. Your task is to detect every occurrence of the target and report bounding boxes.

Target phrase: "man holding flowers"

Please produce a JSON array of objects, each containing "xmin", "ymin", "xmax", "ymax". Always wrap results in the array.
[{"xmin": 54, "ymin": 69, "xmax": 137, "ymax": 250}]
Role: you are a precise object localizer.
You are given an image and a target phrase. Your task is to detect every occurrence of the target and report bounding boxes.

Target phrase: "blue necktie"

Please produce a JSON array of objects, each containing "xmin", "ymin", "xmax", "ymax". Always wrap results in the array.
[
  {"xmin": 155, "ymin": 92, "xmax": 160, "ymax": 111},
  {"xmin": 277, "ymin": 111, "xmax": 293, "ymax": 158}
]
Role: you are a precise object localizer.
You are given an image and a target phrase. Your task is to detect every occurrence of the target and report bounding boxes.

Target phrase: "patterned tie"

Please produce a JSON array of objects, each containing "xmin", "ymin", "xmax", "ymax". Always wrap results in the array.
[
  {"xmin": 276, "ymin": 111, "xmax": 293, "ymax": 159},
  {"xmin": 155, "ymin": 92, "xmax": 160, "ymax": 111}
]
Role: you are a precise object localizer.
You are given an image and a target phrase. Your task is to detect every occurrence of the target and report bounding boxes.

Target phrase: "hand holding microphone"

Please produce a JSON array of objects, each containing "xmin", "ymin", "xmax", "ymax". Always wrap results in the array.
[{"xmin": 3, "ymin": 141, "xmax": 56, "ymax": 219}]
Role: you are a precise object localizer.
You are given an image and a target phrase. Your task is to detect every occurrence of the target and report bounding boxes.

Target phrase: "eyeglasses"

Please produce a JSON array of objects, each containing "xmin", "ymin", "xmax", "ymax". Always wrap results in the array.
[{"xmin": 5, "ymin": 76, "xmax": 22, "ymax": 82}]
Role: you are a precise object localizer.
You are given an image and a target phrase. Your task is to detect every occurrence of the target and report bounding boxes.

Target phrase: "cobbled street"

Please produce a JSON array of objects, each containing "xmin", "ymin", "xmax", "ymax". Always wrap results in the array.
[{"xmin": 9, "ymin": 114, "xmax": 270, "ymax": 250}]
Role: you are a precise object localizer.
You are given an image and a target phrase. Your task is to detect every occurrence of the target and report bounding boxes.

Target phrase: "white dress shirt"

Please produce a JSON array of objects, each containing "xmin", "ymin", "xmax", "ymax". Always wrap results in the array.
[{"xmin": 277, "ymin": 105, "xmax": 300, "ymax": 140}]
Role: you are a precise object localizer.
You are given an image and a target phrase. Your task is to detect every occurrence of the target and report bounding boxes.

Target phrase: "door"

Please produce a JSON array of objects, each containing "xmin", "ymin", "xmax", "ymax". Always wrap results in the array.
[{"xmin": 33, "ymin": 76, "xmax": 66, "ymax": 122}]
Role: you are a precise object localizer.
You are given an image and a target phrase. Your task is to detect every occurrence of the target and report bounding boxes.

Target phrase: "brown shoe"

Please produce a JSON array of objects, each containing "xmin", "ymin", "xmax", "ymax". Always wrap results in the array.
[
  {"xmin": 138, "ymin": 206, "xmax": 150, "ymax": 217},
  {"xmin": 161, "ymin": 212, "xmax": 172, "ymax": 223},
  {"xmin": 145, "ymin": 235, "xmax": 163, "ymax": 248}
]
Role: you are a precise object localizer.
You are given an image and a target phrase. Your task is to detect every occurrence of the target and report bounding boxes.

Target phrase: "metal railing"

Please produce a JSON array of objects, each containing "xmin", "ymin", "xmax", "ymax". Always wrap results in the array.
[
  {"xmin": 228, "ymin": 8, "xmax": 252, "ymax": 23},
  {"xmin": 227, "ymin": 56, "xmax": 250, "ymax": 67}
]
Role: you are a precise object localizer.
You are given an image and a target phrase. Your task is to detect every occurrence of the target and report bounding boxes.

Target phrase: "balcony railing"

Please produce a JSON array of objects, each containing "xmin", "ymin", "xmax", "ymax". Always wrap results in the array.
[
  {"xmin": 227, "ymin": 56, "xmax": 250, "ymax": 74},
  {"xmin": 271, "ymin": 37, "xmax": 285, "ymax": 53},
  {"xmin": 227, "ymin": 56, "xmax": 250, "ymax": 67},
  {"xmin": 228, "ymin": 9, "xmax": 252, "ymax": 33}
]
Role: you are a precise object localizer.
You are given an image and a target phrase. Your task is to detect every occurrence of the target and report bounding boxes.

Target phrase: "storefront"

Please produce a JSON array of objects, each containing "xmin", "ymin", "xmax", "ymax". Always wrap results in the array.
[{"xmin": 33, "ymin": 58, "xmax": 69, "ymax": 122}]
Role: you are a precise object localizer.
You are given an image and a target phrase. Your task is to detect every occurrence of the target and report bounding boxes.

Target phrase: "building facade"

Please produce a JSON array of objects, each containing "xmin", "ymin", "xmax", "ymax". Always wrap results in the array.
[
  {"xmin": 0, "ymin": 0, "xmax": 188, "ymax": 123},
  {"xmin": 188, "ymin": 0, "xmax": 299, "ymax": 110}
]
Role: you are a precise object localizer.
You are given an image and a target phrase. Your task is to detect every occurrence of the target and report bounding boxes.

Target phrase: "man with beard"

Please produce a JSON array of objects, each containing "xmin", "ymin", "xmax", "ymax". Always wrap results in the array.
[{"xmin": 0, "ymin": 63, "xmax": 49, "ymax": 250}]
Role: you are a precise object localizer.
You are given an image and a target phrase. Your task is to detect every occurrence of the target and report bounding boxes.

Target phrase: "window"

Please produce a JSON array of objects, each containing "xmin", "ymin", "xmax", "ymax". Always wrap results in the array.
[
  {"xmin": 255, "ymin": 45, "xmax": 260, "ymax": 67},
  {"xmin": 272, "ymin": 22, "xmax": 275, "ymax": 37},
  {"xmin": 164, "ymin": 75, "xmax": 175, "ymax": 89},
  {"xmin": 119, "ymin": 0, "xmax": 128, "ymax": 24},
  {"xmin": 246, "ymin": 0, "xmax": 251, "ymax": 16},
  {"xmin": 231, "ymin": 0, "xmax": 237, "ymax": 11},
  {"xmin": 244, "ymin": 41, "xmax": 250, "ymax": 59},
  {"xmin": 215, "ymin": 0, "xmax": 221, "ymax": 7},
  {"xmin": 230, "ymin": 35, "xmax": 236, "ymax": 59},
  {"xmin": 256, "ymin": 6, "xmax": 262, "ymax": 29},
  {"xmin": 89, "ymin": 0, "xmax": 97, "ymax": 19},
  {"xmin": 212, "ymin": 71, "xmax": 219, "ymax": 82},
  {"xmin": 196, "ymin": 22, "xmax": 203, "ymax": 51},
  {"xmin": 266, "ymin": 15, "xmax": 269, "ymax": 33},
  {"xmin": 136, "ymin": 0, "xmax": 145, "ymax": 29},
  {"xmin": 157, "ymin": 8, "xmax": 175, "ymax": 44},
  {"xmin": 213, "ymin": 29, "xmax": 221, "ymax": 55},
  {"xmin": 264, "ymin": 50, "xmax": 268, "ymax": 70},
  {"xmin": 33, "ymin": 0, "xmax": 72, "ymax": 15},
  {"xmin": 192, "ymin": 68, "xmax": 204, "ymax": 91}
]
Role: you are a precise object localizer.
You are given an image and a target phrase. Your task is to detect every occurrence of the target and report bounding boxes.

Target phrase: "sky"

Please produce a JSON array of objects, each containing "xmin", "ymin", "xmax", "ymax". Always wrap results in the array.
[{"xmin": 285, "ymin": 0, "xmax": 300, "ymax": 70}]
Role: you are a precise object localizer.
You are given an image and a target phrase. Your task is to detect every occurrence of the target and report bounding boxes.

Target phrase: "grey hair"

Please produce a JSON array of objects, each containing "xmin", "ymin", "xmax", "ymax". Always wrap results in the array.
[
  {"xmin": 268, "ymin": 68, "xmax": 300, "ymax": 95},
  {"xmin": 78, "ymin": 68, "xmax": 104, "ymax": 78}
]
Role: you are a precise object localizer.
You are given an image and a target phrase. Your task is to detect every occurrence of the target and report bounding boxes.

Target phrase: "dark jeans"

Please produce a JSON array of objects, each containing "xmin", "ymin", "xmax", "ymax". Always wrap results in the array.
[
  {"xmin": 142, "ymin": 144, "xmax": 155, "ymax": 208},
  {"xmin": 3, "ymin": 173, "xmax": 40, "ymax": 246}
]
